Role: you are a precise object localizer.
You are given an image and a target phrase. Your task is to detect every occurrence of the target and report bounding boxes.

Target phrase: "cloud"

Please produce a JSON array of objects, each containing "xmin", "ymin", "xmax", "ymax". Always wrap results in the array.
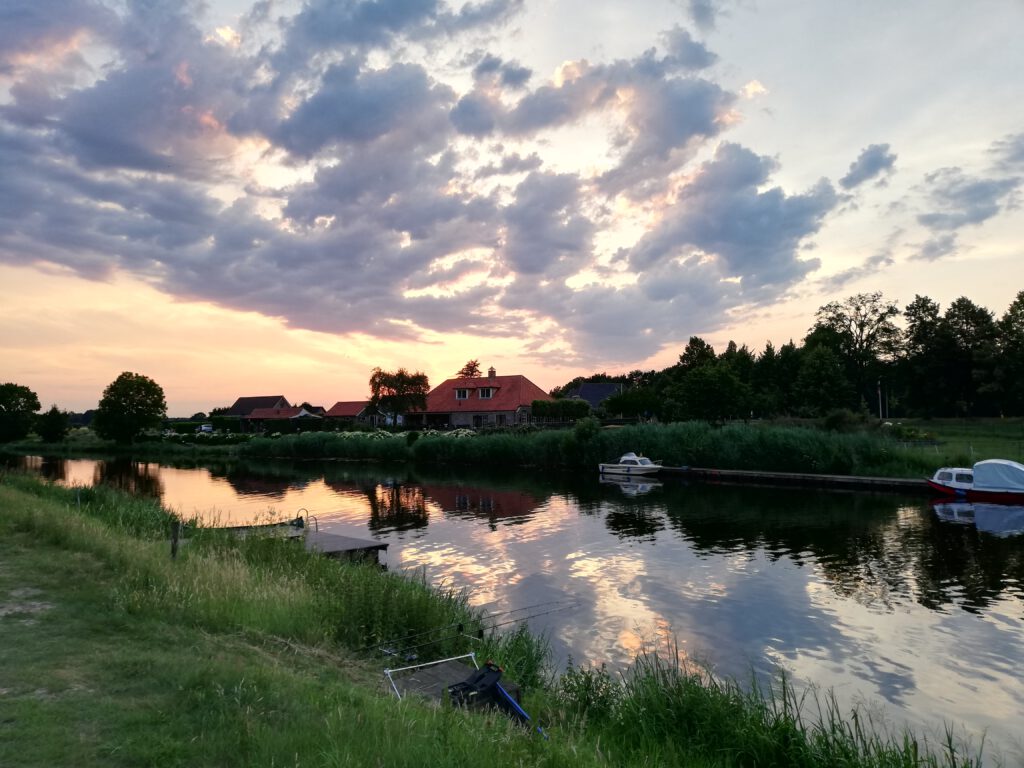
[
  {"xmin": 916, "ymin": 167, "xmax": 1017, "ymax": 231},
  {"xmin": 660, "ymin": 26, "xmax": 717, "ymax": 71},
  {"xmin": 628, "ymin": 143, "xmax": 837, "ymax": 291},
  {"xmin": 684, "ymin": 0, "xmax": 719, "ymax": 31},
  {"xmin": 990, "ymin": 132, "xmax": 1024, "ymax": 171},
  {"xmin": 818, "ymin": 230, "xmax": 901, "ymax": 291},
  {"xmin": 499, "ymin": 172, "xmax": 594, "ymax": 277},
  {"xmin": 913, "ymin": 233, "xmax": 958, "ymax": 262},
  {"xmin": 451, "ymin": 43, "xmax": 735, "ymax": 195},
  {"xmin": 471, "ymin": 52, "xmax": 532, "ymax": 87},
  {"xmin": 0, "ymin": 0, "xmax": 117, "ymax": 74},
  {"xmin": 273, "ymin": 62, "xmax": 454, "ymax": 157},
  {"xmin": 839, "ymin": 143, "xmax": 897, "ymax": 189},
  {"xmin": 0, "ymin": 3, "xmax": 848, "ymax": 370}
]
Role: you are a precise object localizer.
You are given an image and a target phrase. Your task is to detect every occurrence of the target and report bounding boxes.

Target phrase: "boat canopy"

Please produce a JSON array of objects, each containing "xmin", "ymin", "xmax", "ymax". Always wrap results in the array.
[{"xmin": 973, "ymin": 459, "xmax": 1024, "ymax": 492}]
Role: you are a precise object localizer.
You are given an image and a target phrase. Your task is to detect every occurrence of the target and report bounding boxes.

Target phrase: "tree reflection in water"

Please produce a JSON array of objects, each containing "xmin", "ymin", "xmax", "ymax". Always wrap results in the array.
[{"xmin": 92, "ymin": 458, "xmax": 164, "ymax": 498}]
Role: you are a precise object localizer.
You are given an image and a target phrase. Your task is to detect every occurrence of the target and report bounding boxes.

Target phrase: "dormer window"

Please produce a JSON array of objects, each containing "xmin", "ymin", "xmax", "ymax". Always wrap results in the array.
[
  {"xmin": 478, "ymin": 387, "xmax": 493, "ymax": 399},
  {"xmin": 455, "ymin": 388, "xmax": 468, "ymax": 400}
]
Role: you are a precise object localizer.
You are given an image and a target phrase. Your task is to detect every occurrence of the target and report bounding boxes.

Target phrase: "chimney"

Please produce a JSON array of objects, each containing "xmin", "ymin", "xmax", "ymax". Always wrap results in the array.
[{"xmin": 488, "ymin": 366, "xmax": 496, "ymax": 378}]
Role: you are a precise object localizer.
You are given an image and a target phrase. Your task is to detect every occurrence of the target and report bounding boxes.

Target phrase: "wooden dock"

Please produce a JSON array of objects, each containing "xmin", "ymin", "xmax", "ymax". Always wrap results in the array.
[
  {"xmin": 170, "ymin": 523, "xmax": 387, "ymax": 563},
  {"xmin": 302, "ymin": 530, "xmax": 388, "ymax": 561},
  {"xmin": 658, "ymin": 465, "xmax": 929, "ymax": 493}
]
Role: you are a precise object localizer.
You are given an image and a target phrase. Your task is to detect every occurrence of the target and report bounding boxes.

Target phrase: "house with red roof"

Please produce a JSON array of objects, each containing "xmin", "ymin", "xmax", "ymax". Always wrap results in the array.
[{"xmin": 406, "ymin": 367, "xmax": 552, "ymax": 428}]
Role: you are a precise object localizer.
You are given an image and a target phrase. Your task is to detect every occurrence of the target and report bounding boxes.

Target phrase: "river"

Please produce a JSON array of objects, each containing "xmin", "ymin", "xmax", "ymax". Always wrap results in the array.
[{"xmin": 9, "ymin": 454, "xmax": 1024, "ymax": 763}]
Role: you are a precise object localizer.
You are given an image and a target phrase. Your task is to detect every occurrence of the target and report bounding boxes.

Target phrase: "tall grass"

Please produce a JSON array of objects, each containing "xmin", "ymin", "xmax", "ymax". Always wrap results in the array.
[
  {"xmin": 410, "ymin": 422, "xmax": 938, "ymax": 477},
  {"xmin": 550, "ymin": 649, "xmax": 981, "ymax": 767}
]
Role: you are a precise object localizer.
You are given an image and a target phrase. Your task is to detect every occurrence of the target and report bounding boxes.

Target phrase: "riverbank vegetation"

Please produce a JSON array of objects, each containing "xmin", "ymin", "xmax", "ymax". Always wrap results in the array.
[{"xmin": 1, "ymin": 472, "xmax": 983, "ymax": 767}]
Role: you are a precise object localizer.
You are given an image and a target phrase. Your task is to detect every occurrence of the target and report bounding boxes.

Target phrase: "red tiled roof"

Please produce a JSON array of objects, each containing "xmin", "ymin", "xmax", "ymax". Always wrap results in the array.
[
  {"xmin": 326, "ymin": 401, "xmax": 369, "ymax": 418},
  {"xmin": 417, "ymin": 375, "xmax": 552, "ymax": 414}
]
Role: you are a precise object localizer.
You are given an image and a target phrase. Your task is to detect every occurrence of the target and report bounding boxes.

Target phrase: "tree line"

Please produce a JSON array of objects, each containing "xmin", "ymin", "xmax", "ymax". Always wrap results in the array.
[{"xmin": 555, "ymin": 291, "xmax": 1024, "ymax": 422}]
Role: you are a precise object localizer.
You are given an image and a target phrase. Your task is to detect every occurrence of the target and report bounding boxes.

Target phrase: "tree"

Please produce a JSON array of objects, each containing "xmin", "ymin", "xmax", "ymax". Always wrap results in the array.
[
  {"xmin": 93, "ymin": 372, "xmax": 167, "ymax": 444},
  {"xmin": 996, "ymin": 291, "xmax": 1024, "ymax": 413},
  {"xmin": 811, "ymin": 292, "xmax": 901, "ymax": 411},
  {"xmin": 369, "ymin": 367, "xmax": 430, "ymax": 418},
  {"xmin": 678, "ymin": 336, "xmax": 717, "ymax": 373},
  {"xmin": 794, "ymin": 347, "xmax": 853, "ymax": 417},
  {"xmin": 456, "ymin": 360, "xmax": 482, "ymax": 378},
  {"xmin": 35, "ymin": 405, "xmax": 70, "ymax": 443},
  {"xmin": 0, "ymin": 382, "xmax": 41, "ymax": 442},
  {"xmin": 942, "ymin": 297, "xmax": 1000, "ymax": 415}
]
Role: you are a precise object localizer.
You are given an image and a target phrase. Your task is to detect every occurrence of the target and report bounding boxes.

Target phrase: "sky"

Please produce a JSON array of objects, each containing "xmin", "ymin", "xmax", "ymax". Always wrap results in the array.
[{"xmin": 1, "ymin": 0, "xmax": 1022, "ymax": 416}]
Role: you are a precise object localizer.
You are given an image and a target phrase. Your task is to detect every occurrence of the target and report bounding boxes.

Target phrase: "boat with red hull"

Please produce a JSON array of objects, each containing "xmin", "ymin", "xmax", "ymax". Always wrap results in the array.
[{"xmin": 927, "ymin": 459, "xmax": 1024, "ymax": 504}]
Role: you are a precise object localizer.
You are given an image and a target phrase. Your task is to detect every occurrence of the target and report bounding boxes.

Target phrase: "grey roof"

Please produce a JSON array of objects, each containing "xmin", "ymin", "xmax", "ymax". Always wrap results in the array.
[
  {"xmin": 225, "ymin": 395, "xmax": 291, "ymax": 417},
  {"xmin": 566, "ymin": 382, "xmax": 622, "ymax": 409}
]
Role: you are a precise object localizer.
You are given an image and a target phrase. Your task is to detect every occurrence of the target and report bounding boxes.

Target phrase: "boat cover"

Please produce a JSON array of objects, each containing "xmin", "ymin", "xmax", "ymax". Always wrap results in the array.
[{"xmin": 973, "ymin": 459, "xmax": 1024, "ymax": 492}]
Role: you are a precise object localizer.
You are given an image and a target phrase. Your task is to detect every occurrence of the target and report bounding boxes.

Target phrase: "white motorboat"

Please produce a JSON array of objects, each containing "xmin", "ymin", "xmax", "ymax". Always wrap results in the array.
[{"xmin": 598, "ymin": 452, "xmax": 661, "ymax": 476}]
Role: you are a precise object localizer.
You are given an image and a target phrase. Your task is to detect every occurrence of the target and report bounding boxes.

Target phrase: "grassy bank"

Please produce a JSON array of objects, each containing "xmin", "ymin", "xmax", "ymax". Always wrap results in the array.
[{"xmin": 0, "ymin": 473, "xmax": 982, "ymax": 767}]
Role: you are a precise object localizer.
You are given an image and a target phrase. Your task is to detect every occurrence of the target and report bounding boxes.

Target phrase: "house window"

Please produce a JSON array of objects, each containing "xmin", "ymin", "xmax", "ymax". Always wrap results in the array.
[
  {"xmin": 456, "ymin": 388, "xmax": 468, "ymax": 400},
  {"xmin": 478, "ymin": 387, "xmax": 493, "ymax": 399}
]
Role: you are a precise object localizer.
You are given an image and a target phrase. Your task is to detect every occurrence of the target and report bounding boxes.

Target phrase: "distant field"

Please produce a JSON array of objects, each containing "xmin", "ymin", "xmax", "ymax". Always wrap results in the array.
[{"xmin": 892, "ymin": 418, "xmax": 1024, "ymax": 465}]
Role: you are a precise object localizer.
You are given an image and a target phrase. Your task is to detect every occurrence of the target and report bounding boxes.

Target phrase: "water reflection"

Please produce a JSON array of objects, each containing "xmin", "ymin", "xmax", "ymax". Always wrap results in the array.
[
  {"xmin": 92, "ymin": 458, "xmax": 165, "ymax": 498},
  {"xmin": 8, "ymin": 453, "xmax": 1024, "ymax": 761}
]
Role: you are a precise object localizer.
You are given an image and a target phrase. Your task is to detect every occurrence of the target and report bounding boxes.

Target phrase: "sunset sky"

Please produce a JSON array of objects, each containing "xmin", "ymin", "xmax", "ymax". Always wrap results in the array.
[{"xmin": 1, "ymin": 0, "xmax": 1022, "ymax": 415}]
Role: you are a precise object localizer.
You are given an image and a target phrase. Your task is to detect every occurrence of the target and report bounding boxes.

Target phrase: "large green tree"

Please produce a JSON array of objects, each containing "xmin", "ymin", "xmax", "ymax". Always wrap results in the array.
[
  {"xmin": 35, "ymin": 405, "xmax": 71, "ymax": 443},
  {"xmin": 811, "ymin": 291, "xmax": 900, "ymax": 412},
  {"xmin": 369, "ymin": 367, "xmax": 430, "ymax": 418},
  {"xmin": 0, "ymin": 382, "xmax": 41, "ymax": 442},
  {"xmin": 943, "ymin": 297, "xmax": 999, "ymax": 416},
  {"xmin": 93, "ymin": 372, "xmax": 167, "ymax": 444}
]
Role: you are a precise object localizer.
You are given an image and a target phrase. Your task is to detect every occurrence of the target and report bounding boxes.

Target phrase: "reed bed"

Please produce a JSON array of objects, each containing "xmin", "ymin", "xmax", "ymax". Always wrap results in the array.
[{"xmin": 550, "ymin": 651, "xmax": 981, "ymax": 767}]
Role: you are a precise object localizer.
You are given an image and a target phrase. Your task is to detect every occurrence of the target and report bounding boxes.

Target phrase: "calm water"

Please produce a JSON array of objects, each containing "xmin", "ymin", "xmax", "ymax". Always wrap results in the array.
[{"xmin": 11, "ymin": 455, "xmax": 1024, "ymax": 761}]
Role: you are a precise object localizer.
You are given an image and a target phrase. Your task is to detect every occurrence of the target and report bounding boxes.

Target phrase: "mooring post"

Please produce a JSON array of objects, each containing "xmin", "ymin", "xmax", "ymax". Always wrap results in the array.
[{"xmin": 170, "ymin": 519, "xmax": 181, "ymax": 559}]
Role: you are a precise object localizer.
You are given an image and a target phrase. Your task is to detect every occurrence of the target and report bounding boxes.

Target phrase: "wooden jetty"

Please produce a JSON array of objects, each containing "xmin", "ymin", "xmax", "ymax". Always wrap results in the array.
[
  {"xmin": 170, "ymin": 519, "xmax": 387, "ymax": 563},
  {"xmin": 302, "ymin": 530, "xmax": 388, "ymax": 561},
  {"xmin": 658, "ymin": 465, "xmax": 928, "ymax": 494}
]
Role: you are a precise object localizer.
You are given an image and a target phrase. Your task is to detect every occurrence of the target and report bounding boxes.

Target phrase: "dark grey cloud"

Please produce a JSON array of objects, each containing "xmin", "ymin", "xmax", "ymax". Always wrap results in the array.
[
  {"xmin": 450, "ymin": 92, "xmax": 498, "ymax": 136},
  {"xmin": 473, "ymin": 151, "xmax": 543, "ymax": 178},
  {"xmin": 272, "ymin": 0, "xmax": 523, "ymax": 71},
  {"xmin": 660, "ymin": 26, "xmax": 717, "ymax": 71},
  {"xmin": 990, "ymin": 132, "xmax": 1024, "ymax": 171},
  {"xmin": 2, "ymin": 0, "xmax": 249, "ymax": 177},
  {"xmin": 273, "ymin": 62, "xmax": 454, "ymax": 157},
  {"xmin": 471, "ymin": 52, "xmax": 532, "ymax": 87},
  {"xmin": 684, "ymin": 0, "xmax": 720, "ymax": 31},
  {"xmin": 500, "ymin": 172, "xmax": 594, "ymax": 276},
  {"xmin": 916, "ymin": 168, "xmax": 1017, "ymax": 231},
  {"xmin": 628, "ymin": 143, "xmax": 837, "ymax": 290},
  {"xmin": 913, "ymin": 233, "xmax": 958, "ymax": 262},
  {"xmin": 0, "ymin": 0, "xmax": 117, "ymax": 73},
  {"xmin": 840, "ymin": 143, "xmax": 897, "ymax": 189}
]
